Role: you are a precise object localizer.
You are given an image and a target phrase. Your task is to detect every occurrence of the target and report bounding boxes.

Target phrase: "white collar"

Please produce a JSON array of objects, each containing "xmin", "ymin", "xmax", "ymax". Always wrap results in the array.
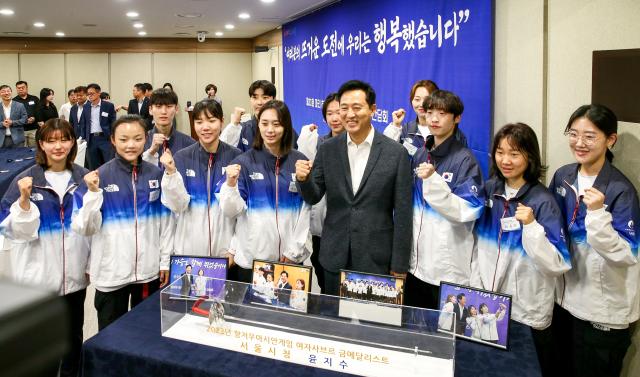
[
  {"xmin": 91, "ymin": 99, "xmax": 101, "ymax": 108},
  {"xmin": 346, "ymin": 126, "xmax": 374, "ymax": 146}
]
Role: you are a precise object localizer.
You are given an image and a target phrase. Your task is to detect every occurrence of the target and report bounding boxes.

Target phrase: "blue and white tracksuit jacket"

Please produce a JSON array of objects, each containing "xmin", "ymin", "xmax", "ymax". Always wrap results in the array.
[
  {"xmin": 0, "ymin": 164, "xmax": 90, "ymax": 295},
  {"xmin": 161, "ymin": 141, "xmax": 241, "ymax": 256},
  {"xmin": 472, "ymin": 178, "xmax": 571, "ymax": 329},
  {"xmin": 550, "ymin": 161, "xmax": 640, "ymax": 327},
  {"xmin": 71, "ymin": 155, "xmax": 173, "ymax": 290},
  {"xmin": 383, "ymin": 118, "xmax": 468, "ymax": 157},
  {"xmin": 219, "ymin": 147, "xmax": 311, "ymax": 269},
  {"xmin": 410, "ymin": 136, "xmax": 484, "ymax": 286},
  {"xmin": 142, "ymin": 127, "xmax": 196, "ymax": 166}
]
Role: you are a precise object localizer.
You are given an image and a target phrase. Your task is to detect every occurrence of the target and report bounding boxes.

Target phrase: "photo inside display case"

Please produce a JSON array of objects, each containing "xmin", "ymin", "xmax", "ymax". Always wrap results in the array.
[
  {"xmin": 249, "ymin": 259, "xmax": 313, "ymax": 313},
  {"xmin": 168, "ymin": 255, "xmax": 228, "ymax": 299}
]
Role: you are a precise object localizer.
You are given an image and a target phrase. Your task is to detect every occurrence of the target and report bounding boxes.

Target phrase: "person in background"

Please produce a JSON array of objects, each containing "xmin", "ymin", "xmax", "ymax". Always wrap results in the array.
[
  {"xmin": 383, "ymin": 80, "xmax": 467, "ymax": 156},
  {"xmin": 99, "ymin": 92, "xmax": 111, "ymax": 101},
  {"xmin": 0, "ymin": 84, "xmax": 28, "ymax": 148},
  {"xmin": 118, "ymin": 83, "xmax": 151, "ymax": 130},
  {"xmin": 35, "ymin": 88, "xmax": 59, "ymax": 128},
  {"xmin": 550, "ymin": 104, "xmax": 639, "ymax": 377},
  {"xmin": 143, "ymin": 83, "xmax": 153, "ymax": 98},
  {"xmin": 0, "ymin": 118, "xmax": 89, "ymax": 377},
  {"xmin": 13, "ymin": 81, "xmax": 39, "ymax": 147},
  {"xmin": 203, "ymin": 83, "xmax": 222, "ymax": 106},
  {"xmin": 220, "ymin": 100, "xmax": 311, "ymax": 283},
  {"xmin": 142, "ymin": 88, "xmax": 195, "ymax": 167},
  {"xmin": 59, "ymin": 89, "xmax": 77, "ymax": 122},
  {"xmin": 69, "ymin": 86, "xmax": 88, "ymax": 139},
  {"xmin": 81, "ymin": 83, "xmax": 116, "ymax": 170},
  {"xmin": 163, "ymin": 83, "xmax": 174, "ymax": 91},
  {"xmin": 72, "ymin": 115, "xmax": 173, "ymax": 330},
  {"xmin": 296, "ymin": 92, "xmax": 344, "ymax": 293}
]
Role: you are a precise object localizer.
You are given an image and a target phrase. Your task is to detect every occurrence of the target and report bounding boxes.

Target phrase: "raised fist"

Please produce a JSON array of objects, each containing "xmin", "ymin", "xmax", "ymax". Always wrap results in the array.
[
  {"xmin": 231, "ymin": 107, "xmax": 246, "ymax": 125},
  {"xmin": 17, "ymin": 176, "xmax": 33, "ymax": 210},
  {"xmin": 391, "ymin": 108, "xmax": 406, "ymax": 127},
  {"xmin": 84, "ymin": 170, "xmax": 100, "ymax": 192},
  {"xmin": 225, "ymin": 164, "xmax": 242, "ymax": 187},
  {"xmin": 295, "ymin": 160, "xmax": 313, "ymax": 182},
  {"xmin": 160, "ymin": 148, "xmax": 176, "ymax": 174}
]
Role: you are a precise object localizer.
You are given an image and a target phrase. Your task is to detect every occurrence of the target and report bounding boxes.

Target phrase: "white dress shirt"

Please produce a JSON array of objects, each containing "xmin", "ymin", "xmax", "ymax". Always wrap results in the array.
[
  {"xmin": 59, "ymin": 102, "xmax": 73, "ymax": 121},
  {"xmin": 90, "ymin": 100, "xmax": 102, "ymax": 133},
  {"xmin": 346, "ymin": 126, "xmax": 375, "ymax": 194},
  {"xmin": 3, "ymin": 100, "xmax": 12, "ymax": 136},
  {"xmin": 76, "ymin": 101, "xmax": 86, "ymax": 124}
]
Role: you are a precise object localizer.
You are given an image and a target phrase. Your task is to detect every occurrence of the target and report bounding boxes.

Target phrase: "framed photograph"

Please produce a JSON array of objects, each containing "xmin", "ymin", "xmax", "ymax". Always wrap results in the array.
[
  {"xmin": 438, "ymin": 281, "xmax": 512, "ymax": 350},
  {"xmin": 337, "ymin": 270, "xmax": 405, "ymax": 326},
  {"xmin": 250, "ymin": 260, "xmax": 313, "ymax": 313},
  {"xmin": 168, "ymin": 256, "xmax": 228, "ymax": 299}
]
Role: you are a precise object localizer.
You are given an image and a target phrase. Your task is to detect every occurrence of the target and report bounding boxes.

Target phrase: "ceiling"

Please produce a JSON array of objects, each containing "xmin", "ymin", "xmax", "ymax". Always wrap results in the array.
[{"xmin": 0, "ymin": 0, "xmax": 335, "ymax": 39}]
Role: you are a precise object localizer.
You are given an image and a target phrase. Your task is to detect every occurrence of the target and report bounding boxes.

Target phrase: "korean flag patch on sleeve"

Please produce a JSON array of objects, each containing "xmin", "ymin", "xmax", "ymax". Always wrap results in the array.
[{"xmin": 149, "ymin": 179, "xmax": 159, "ymax": 189}]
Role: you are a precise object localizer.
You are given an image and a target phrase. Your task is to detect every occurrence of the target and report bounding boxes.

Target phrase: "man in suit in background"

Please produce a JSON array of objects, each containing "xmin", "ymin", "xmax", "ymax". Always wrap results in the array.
[
  {"xmin": 12, "ymin": 81, "xmax": 39, "ymax": 147},
  {"xmin": 0, "ymin": 85, "xmax": 28, "ymax": 148},
  {"xmin": 455, "ymin": 293, "xmax": 469, "ymax": 335},
  {"xmin": 69, "ymin": 86, "xmax": 89, "ymax": 139},
  {"xmin": 296, "ymin": 80, "xmax": 413, "ymax": 296},
  {"xmin": 118, "ymin": 83, "xmax": 151, "ymax": 130},
  {"xmin": 82, "ymin": 83, "xmax": 116, "ymax": 169}
]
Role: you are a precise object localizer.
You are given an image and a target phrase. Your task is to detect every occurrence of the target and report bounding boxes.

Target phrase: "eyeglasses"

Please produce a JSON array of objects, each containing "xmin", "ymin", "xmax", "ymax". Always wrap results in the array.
[{"xmin": 564, "ymin": 130, "xmax": 599, "ymax": 146}]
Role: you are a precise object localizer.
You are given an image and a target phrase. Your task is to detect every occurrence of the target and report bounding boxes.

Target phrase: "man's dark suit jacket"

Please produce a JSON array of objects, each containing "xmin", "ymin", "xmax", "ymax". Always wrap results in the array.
[
  {"xmin": 298, "ymin": 129, "xmax": 413, "ymax": 275},
  {"xmin": 79, "ymin": 100, "xmax": 117, "ymax": 144},
  {"xmin": 69, "ymin": 101, "xmax": 88, "ymax": 139},
  {"xmin": 455, "ymin": 303, "xmax": 469, "ymax": 335},
  {"xmin": 127, "ymin": 97, "xmax": 151, "ymax": 129}
]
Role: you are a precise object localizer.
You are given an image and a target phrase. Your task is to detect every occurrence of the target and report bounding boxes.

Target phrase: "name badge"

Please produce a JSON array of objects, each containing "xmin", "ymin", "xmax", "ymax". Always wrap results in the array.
[
  {"xmin": 28, "ymin": 101, "xmax": 35, "ymax": 105},
  {"xmin": 500, "ymin": 217, "xmax": 521, "ymax": 232},
  {"xmin": 402, "ymin": 140, "xmax": 418, "ymax": 156},
  {"xmin": 101, "ymin": 111, "xmax": 109, "ymax": 117},
  {"xmin": 288, "ymin": 181, "xmax": 298, "ymax": 193}
]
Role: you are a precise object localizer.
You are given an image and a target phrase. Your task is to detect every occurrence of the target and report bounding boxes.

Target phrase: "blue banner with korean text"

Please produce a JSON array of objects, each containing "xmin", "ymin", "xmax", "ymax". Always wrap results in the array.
[{"xmin": 282, "ymin": 0, "xmax": 493, "ymax": 174}]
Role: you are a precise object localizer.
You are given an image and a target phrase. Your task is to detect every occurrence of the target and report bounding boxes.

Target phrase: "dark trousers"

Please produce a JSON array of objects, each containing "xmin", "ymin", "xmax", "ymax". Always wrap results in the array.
[
  {"xmin": 310, "ymin": 235, "xmax": 325, "ymax": 294},
  {"xmin": 403, "ymin": 273, "xmax": 440, "ymax": 310},
  {"xmin": 58, "ymin": 288, "xmax": 86, "ymax": 377},
  {"xmin": 2, "ymin": 134, "xmax": 16, "ymax": 148},
  {"xmin": 87, "ymin": 135, "xmax": 114, "ymax": 170},
  {"xmin": 228, "ymin": 265, "xmax": 254, "ymax": 284},
  {"xmin": 323, "ymin": 269, "xmax": 342, "ymax": 297},
  {"xmin": 94, "ymin": 279, "xmax": 159, "ymax": 331},
  {"xmin": 530, "ymin": 325, "xmax": 554, "ymax": 377},
  {"xmin": 552, "ymin": 304, "xmax": 631, "ymax": 377}
]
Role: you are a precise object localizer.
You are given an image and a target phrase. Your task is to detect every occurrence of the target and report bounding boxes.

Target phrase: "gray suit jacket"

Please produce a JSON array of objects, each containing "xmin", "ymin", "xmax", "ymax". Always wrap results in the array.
[
  {"xmin": 298, "ymin": 129, "xmax": 413, "ymax": 274},
  {"xmin": 0, "ymin": 101, "xmax": 28, "ymax": 146}
]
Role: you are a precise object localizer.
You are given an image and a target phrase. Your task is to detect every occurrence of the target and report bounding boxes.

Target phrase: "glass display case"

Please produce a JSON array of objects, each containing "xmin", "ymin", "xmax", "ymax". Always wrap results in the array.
[{"xmin": 161, "ymin": 277, "xmax": 455, "ymax": 377}]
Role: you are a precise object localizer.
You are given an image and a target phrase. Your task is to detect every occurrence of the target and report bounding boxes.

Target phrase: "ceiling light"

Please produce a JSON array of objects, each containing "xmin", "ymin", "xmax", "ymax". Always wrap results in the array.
[
  {"xmin": 176, "ymin": 13, "xmax": 202, "ymax": 18},
  {"xmin": 33, "ymin": 22, "xmax": 45, "ymax": 28},
  {"xmin": 238, "ymin": 13, "xmax": 250, "ymax": 20},
  {"xmin": 55, "ymin": 31, "xmax": 65, "ymax": 37},
  {"xmin": 133, "ymin": 23, "xmax": 144, "ymax": 28},
  {"xmin": 224, "ymin": 24, "xmax": 234, "ymax": 30},
  {"xmin": 215, "ymin": 31, "xmax": 223, "ymax": 37},
  {"xmin": 126, "ymin": 11, "xmax": 139, "ymax": 18},
  {"xmin": 260, "ymin": 0, "xmax": 276, "ymax": 3},
  {"xmin": 138, "ymin": 31, "xmax": 147, "ymax": 36},
  {"xmin": 0, "ymin": 9, "xmax": 14, "ymax": 15}
]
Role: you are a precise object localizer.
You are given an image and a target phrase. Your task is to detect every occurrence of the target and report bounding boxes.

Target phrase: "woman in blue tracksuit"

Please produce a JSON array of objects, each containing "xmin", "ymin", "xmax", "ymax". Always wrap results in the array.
[
  {"xmin": 160, "ymin": 100, "xmax": 241, "ymax": 260},
  {"xmin": 72, "ymin": 114, "xmax": 173, "ymax": 330},
  {"xmin": 549, "ymin": 105, "xmax": 639, "ymax": 377},
  {"xmin": 220, "ymin": 100, "xmax": 311, "ymax": 283},
  {"xmin": 0, "ymin": 118, "xmax": 89, "ymax": 377},
  {"xmin": 383, "ymin": 79, "xmax": 467, "ymax": 156},
  {"xmin": 405, "ymin": 90, "xmax": 485, "ymax": 310},
  {"xmin": 472, "ymin": 123, "xmax": 570, "ymax": 376}
]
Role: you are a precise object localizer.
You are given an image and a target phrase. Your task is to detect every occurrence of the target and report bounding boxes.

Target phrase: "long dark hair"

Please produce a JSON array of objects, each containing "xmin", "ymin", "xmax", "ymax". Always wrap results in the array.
[
  {"xmin": 565, "ymin": 104, "xmax": 618, "ymax": 162},
  {"xmin": 490, "ymin": 123, "xmax": 547, "ymax": 183},
  {"xmin": 36, "ymin": 119, "xmax": 77, "ymax": 170},
  {"xmin": 254, "ymin": 100, "xmax": 294, "ymax": 155},
  {"xmin": 39, "ymin": 88, "xmax": 54, "ymax": 105}
]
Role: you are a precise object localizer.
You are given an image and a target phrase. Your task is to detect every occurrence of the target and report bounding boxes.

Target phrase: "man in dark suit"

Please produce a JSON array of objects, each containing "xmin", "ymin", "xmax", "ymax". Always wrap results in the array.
[
  {"xmin": 118, "ymin": 83, "xmax": 151, "ymax": 130},
  {"xmin": 454, "ymin": 293, "xmax": 469, "ymax": 335},
  {"xmin": 81, "ymin": 83, "xmax": 116, "ymax": 169},
  {"xmin": 0, "ymin": 84, "xmax": 28, "ymax": 148},
  {"xmin": 296, "ymin": 80, "xmax": 413, "ymax": 296},
  {"xmin": 69, "ymin": 86, "xmax": 89, "ymax": 139},
  {"xmin": 276, "ymin": 271, "xmax": 292, "ymax": 305},
  {"xmin": 180, "ymin": 265, "xmax": 194, "ymax": 297}
]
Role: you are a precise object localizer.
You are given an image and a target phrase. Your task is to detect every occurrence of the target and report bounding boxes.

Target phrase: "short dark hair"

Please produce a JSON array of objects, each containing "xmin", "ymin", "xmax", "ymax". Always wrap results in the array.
[
  {"xmin": 456, "ymin": 293, "xmax": 465, "ymax": 301},
  {"xmin": 337, "ymin": 80, "xmax": 376, "ymax": 107},
  {"xmin": 565, "ymin": 104, "xmax": 618, "ymax": 162},
  {"xmin": 490, "ymin": 123, "xmax": 547, "ymax": 183},
  {"xmin": 74, "ymin": 86, "xmax": 87, "ymax": 94},
  {"xmin": 253, "ymin": 100, "xmax": 294, "ymax": 155},
  {"xmin": 36, "ymin": 119, "xmax": 77, "ymax": 170},
  {"xmin": 186, "ymin": 264, "xmax": 192, "ymax": 269},
  {"xmin": 150, "ymin": 88, "xmax": 179, "ymax": 106},
  {"xmin": 134, "ymin": 83, "xmax": 145, "ymax": 91},
  {"xmin": 423, "ymin": 90, "xmax": 464, "ymax": 117},
  {"xmin": 87, "ymin": 83, "xmax": 101, "ymax": 92},
  {"xmin": 15, "ymin": 80, "xmax": 27, "ymax": 87},
  {"xmin": 193, "ymin": 99, "xmax": 223, "ymax": 121},
  {"xmin": 111, "ymin": 114, "xmax": 147, "ymax": 136},
  {"xmin": 67, "ymin": 89, "xmax": 74, "ymax": 97},
  {"xmin": 205, "ymin": 84, "xmax": 218, "ymax": 94},
  {"xmin": 248, "ymin": 80, "xmax": 276, "ymax": 98},
  {"xmin": 0, "ymin": 84, "xmax": 11, "ymax": 91},
  {"xmin": 409, "ymin": 80, "xmax": 439, "ymax": 103},
  {"xmin": 162, "ymin": 82, "xmax": 173, "ymax": 90},
  {"xmin": 281, "ymin": 271, "xmax": 288, "ymax": 277},
  {"xmin": 143, "ymin": 83, "xmax": 153, "ymax": 92},
  {"xmin": 321, "ymin": 92, "xmax": 339, "ymax": 121},
  {"xmin": 100, "ymin": 92, "xmax": 110, "ymax": 100}
]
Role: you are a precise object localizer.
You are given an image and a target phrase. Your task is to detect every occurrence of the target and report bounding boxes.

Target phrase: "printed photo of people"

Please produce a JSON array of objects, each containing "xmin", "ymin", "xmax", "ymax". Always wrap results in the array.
[
  {"xmin": 438, "ymin": 282, "xmax": 511, "ymax": 349},
  {"xmin": 339, "ymin": 270, "xmax": 404, "ymax": 305},
  {"xmin": 250, "ymin": 260, "xmax": 312, "ymax": 313},
  {"xmin": 169, "ymin": 256, "xmax": 228, "ymax": 299}
]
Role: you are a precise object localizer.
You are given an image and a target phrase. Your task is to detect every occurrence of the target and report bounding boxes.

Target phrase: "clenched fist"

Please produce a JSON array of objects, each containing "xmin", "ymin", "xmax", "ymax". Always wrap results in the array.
[
  {"xmin": 231, "ymin": 107, "xmax": 246, "ymax": 125},
  {"xmin": 84, "ymin": 170, "xmax": 100, "ymax": 192},
  {"xmin": 160, "ymin": 148, "xmax": 176, "ymax": 174},
  {"xmin": 392, "ymin": 108, "xmax": 406, "ymax": 127},
  {"xmin": 515, "ymin": 203, "xmax": 535, "ymax": 225},
  {"xmin": 225, "ymin": 164, "xmax": 242, "ymax": 187},
  {"xmin": 295, "ymin": 160, "xmax": 313, "ymax": 182},
  {"xmin": 17, "ymin": 176, "xmax": 33, "ymax": 211},
  {"xmin": 416, "ymin": 162, "xmax": 435, "ymax": 179},
  {"xmin": 148, "ymin": 133, "xmax": 167, "ymax": 155}
]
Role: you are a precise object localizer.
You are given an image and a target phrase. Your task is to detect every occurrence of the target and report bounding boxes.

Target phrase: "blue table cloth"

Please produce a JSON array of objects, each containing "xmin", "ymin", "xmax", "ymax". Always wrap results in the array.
[
  {"xmin": 82, "ymin": 292, "xmax": 541, "ymax": 377},
  {"xmin": 0, "ymin": 147, "xmax": 36, "ymax": 199}
]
